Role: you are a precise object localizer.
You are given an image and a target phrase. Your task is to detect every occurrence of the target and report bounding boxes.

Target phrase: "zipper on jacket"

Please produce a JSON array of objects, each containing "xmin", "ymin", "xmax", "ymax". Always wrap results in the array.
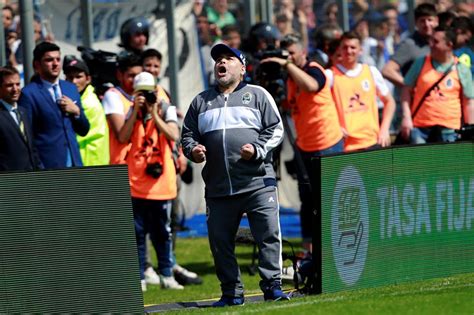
[{"xmin": 223, "ymin": 96, "xmax": 233, "ymax": 195}]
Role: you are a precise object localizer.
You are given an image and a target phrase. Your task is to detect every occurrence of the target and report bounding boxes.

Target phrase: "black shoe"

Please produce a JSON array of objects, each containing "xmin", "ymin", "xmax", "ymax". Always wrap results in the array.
[
  {"xmin": 173, "ymin": 264, "xmax": 203, "ymax": 285},
  {"xmin": 212, "ymin": 295, "xmax": 245, "ymax": 307},
  {"xmin": 263, "ymin": 286, "xmax": 291, "ymax": 301}
]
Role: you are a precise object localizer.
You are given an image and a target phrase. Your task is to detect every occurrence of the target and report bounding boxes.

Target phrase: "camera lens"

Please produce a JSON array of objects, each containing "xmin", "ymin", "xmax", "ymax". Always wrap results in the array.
[{"xmin": 144, "ymin": 91, "xmax": 157, "ymax": 104}]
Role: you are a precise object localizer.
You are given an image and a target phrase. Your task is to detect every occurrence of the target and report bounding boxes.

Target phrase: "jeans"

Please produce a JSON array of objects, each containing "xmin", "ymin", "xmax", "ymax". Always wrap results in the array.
[
  {"xmin": 410, "ymin": 127, "xmax": 458, "ymax": 144},
  {"xmin": 298, "ymin": 138, "xmax": 344, "ymax": 243},
  {"xmin": 132, "ymin": 198, "xmax": 173, "ymax": 279}
]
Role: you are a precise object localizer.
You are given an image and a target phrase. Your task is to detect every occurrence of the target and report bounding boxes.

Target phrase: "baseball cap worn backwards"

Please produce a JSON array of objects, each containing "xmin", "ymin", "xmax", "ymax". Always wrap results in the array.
[
  {"xmin": 133, "ymin": 72, "xmax": 156, "ymax": 92},
  {"xmin": 211, "ymin": 43, "xmax": 246, "ymax": 66}
]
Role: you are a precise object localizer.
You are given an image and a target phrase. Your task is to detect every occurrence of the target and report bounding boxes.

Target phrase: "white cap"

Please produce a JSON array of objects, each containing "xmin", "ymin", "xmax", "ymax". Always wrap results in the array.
[{"xmin": 133, "ymin": 72, "xmax": 156, "ymax": 92}]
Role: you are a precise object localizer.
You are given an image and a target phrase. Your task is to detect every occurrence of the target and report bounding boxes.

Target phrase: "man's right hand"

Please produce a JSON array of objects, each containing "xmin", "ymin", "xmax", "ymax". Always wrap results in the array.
[
  {"xmin": 192, "ymin": 144, "xmax": 207, "ymax": 163},
  {"xmin": 401, "ymin": 116, "xmax": 413, "ymax": 140}
]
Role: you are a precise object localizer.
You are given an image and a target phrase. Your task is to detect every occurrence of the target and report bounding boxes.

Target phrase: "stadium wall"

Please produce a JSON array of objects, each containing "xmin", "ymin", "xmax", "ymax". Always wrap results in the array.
[{"xmin": 313, "ymin": 142, "xmax": 474, "ymax": 293}]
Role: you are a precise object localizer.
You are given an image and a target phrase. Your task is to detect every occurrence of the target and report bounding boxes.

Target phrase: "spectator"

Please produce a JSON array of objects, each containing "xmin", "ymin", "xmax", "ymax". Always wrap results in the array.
[
  {"xmin": 0, "ymin": 66, "xmax": 42, "ymax": 171},
  {"xmin": 327, "ymin": 31, "xmax": 396, "ymax": 151},
  {"xmin": 11, "ymin": 15, "xmax": 54, "ymax": 68},
  {"xmin": 245, "ymin": 22, "xmax": 281, "ymax": 55},
  {"xmin": 181, "ymin": 43, "xmax": 288, "ymax": 306},
  {"xmin": 102, "ymin": 54, "xmax": 142, "ymax": 164},
  {"xmin": 295, "ymin": 0, "xmax": 316, "ymax": 31},
  {"xmin": 206, "ymin": 0, "xmax": 236, "ymax": 30},
  {"xmin": 323, "ymin": 1, "xmax": 338, "ymax": 26},
  {"xmin": 140, "ymin": 48, "xmax": 203, "ymax": 286},
  {"xmin": 196, "ymin": 12, "xmax": 217, "ymax": 87},
  {"xmin": 243, "ymin": 22, "xmax": 282, "ymax": 84},
  {"xmin": 380, "ymin": 4, "xmax": 401, "ymax": 56},
  {"xmin": 275, "ymin": 12, "xmax": 295, "ymax": 37},
  {"xmin": 63, "ymin": 56, "xmax": 109, "ymax": 166},
  {"xmin": 118, "ymin": 72, "xmax": 183, "ymax": 291},
  {"xmin": 119, "ymin": 17, "xmax": 149, "ymax": 58},
  {"xmin": 2, "ymin": 5, "xmax": 14, "ymax": 31},
  {"xmin": 192, "ymin": 0, "xmax": 206, "ymax": 17},
  {"xmin": 3, "ymin": 5, "xmax": 17, "ymax": 67},
  {"xmin": 353, "ymin": 17, "xmax": 378, "ymax": 66},
  {"xmin": 261, "ymin": 34, "xmax": 344, "ymax": 253},
  {"xmin": 400, "ymin": 26, "xmax": 474, "ymax": 144},
  {"xmin": 437, "ymin": 10, "xmax": 458, "ymax": 28},
  {"xmin": 221, "ymin": 24, "xmax": 241, "ymax": 49},
  {"xmin": 18, "ymin": 42, "xmax": 89, "ymax": 168},
  {"xmin": 311, "ymin": 23, "xmax": 343, "ymax": 68},
  {"xmin": 452, "ymin": 16, "xmax": 474, "ymax": 76},
  {"xmin": 382, "ymin": 3, "xmax": 438, "ymax": 87}
]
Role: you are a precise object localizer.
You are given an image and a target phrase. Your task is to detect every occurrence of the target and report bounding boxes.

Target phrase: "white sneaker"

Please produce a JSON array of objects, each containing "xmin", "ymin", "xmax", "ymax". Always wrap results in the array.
[
  {"xmin": 144, "ymin": 266, "xmax": 161, "ymax": 285},
  {"xmin": 141, "ymin": 279, "xmax": 147, "ymax": 292},
  {"xmin": 173, "ymin": 264, "xmax": 198, "ymax": 278},
  {"xmin": 161, "ymin": 276, "xmax": 184, "ymax": 290},
  {"xmin": 281, "ymin": 266, "xmax": 295, "ymax": 282}
]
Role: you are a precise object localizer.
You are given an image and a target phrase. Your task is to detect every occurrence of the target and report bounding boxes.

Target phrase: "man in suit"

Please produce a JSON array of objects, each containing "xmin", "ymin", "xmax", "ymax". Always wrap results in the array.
[
  {"xmin": 18, "ymin": 42, "xmax": 89, "ymax": 169},
  {"xmin": 0, "ymin": 66, "xmax": 42, "ymax": 171}
]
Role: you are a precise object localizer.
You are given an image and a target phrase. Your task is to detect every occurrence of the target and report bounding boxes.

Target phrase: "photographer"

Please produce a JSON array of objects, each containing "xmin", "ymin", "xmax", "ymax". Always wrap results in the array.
[
  {"xmin": 400, "ymin": 26, "xmax": 474, "ymax": 144},
  {"xmin": 118, "ymin": 72, "xmax": 183, "ymax": 291},
  {"xmin": 261, "ymin": 34, "xmax": 344, "ymax": 253}
]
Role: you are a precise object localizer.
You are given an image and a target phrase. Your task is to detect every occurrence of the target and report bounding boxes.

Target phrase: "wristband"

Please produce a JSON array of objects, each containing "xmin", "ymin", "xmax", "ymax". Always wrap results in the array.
[{"xmin": 284, "ymin": 60, "xmax": 293, "ymax": 68}]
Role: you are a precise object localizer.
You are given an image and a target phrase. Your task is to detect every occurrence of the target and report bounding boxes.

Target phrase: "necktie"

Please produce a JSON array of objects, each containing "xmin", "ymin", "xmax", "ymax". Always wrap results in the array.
[
  {"xmin": 12, "ymin": 108, "xmax": 26, "ymax": 139},
  {"xmin": 53, "ymin": 84, "xmax": 61, "ymax": 103}
]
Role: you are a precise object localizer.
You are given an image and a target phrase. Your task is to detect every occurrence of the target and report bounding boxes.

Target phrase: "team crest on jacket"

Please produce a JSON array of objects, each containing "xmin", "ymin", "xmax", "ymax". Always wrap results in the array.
[
  {"xmin": 445, "ymin": 78, "xmax": 453, "ymax": 89},
  {"xmin": 361, "ymin": 79, "xmax": 370, "ymax": 91},
  {"xmin": 242, "ymin": 92, "xmax": 252, "ymax": 104}
]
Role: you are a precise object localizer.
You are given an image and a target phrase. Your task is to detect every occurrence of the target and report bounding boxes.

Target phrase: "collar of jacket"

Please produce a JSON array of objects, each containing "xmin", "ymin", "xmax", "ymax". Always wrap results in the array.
[{"xmin": 214, "ymin": 81, "xmax": 247, "ymax": 94}]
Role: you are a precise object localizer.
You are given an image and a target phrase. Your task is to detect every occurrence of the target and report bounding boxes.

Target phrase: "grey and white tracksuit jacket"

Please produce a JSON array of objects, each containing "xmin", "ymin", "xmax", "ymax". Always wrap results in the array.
[
  {"xmin": 181, "ymin": 82, "xmax": 284, "ymax": 197},
  {"xmin": 181, "ymin": 82, "xmax": 285, "ymax": 296}
]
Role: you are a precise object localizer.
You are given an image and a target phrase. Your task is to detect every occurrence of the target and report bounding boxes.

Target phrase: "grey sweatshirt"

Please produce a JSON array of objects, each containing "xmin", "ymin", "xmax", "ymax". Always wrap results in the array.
[{"xmin": 181, "ymin": 82, "xmax": 284, "ymax": 198}]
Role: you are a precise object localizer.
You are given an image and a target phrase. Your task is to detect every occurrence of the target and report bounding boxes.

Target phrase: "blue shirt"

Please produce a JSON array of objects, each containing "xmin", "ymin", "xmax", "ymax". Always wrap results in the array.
[{"xmin": 0, "ymin": 100, "xmax": 21, "ymax": 125}]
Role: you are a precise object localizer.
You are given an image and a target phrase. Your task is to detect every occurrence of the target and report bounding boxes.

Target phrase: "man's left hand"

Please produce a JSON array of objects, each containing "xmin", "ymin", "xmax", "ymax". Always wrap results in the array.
[
  {"xmin": 58, "ymin": 96, "xmax": 80, "ymax": 116},
  {"xmin": 260, "ymin": 57, "xmax": 287, "ymax": 67},
  {"xmin": 240, "ymin": 143, "xmax": 255, "ymax": 160}
]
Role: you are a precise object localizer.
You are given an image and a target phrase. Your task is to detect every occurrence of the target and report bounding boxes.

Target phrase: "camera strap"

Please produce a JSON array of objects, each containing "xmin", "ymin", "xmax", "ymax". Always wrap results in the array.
[
  {"xmin": 411, "ymin": 57, "xmax": 457, "ymax": 121},
  {"xmin": 141, "ymin": 119, "xmax": 164, "ymax": 165}
]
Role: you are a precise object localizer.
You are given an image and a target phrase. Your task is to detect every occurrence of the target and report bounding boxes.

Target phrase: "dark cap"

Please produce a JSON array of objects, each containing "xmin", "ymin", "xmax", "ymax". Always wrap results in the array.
[
  {"xmin": 211, "ymin": 43, "xmax": 246, "ymax": 66},
  {"xmin": 63, "ymin": 56, "xmax": 89, "ymax": 75}
]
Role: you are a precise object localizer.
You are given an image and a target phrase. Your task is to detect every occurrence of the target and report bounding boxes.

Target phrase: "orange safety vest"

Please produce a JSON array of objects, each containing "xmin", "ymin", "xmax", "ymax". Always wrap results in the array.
[
  {"xmin": 127, "ymin": 111, "xmax": 177, "ymax": 200},
  {"xmin": 412, "ymin": 56, "xmax": 462, "ymax": 129},
  {"xmin": 287, "ymin": 61, "xmax": 343, "ymax": 152},
  {"xmin": 331, "ymin": 64, "xmax": 379, "ymax": 151},
  {"xmin": 107, "ymin": 88, "xmax": 133, "ymax": 164}
]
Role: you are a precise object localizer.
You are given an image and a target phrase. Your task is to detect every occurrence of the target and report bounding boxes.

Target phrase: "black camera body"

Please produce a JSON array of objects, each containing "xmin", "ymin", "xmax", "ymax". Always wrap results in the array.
[
  {"xmin": 145, "ymin": 162, "xmax": 163, "ymax": 179},
  {"xmin": 457, "ymin": 125, "xmax": 474, "ymax": 141},
  {"xmin": 78, "ymin": 46, "xmax": 119, "ymax": 97},
  {"xmin": 255, "ymin": 48, "xmax": 289, "ymax": 82},
  {"xmin": 139, "ymin": 90, "xmax": 157, "ymax": 104}
]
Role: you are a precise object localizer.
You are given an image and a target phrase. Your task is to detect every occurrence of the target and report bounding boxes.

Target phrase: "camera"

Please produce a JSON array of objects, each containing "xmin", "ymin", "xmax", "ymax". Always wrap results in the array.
[
  {"xmin": 145, "ymin": 162, "xmax": 163, "ymax": 179},
  {"xmin": 456, "ymin": 125, "xmax": 474, "ymax": 141},
  {"xmin": 139, "ymin": 90, "xmax": 157, "ymax": 104},
  {"xmin": 255, "ymin": 48, "xmax": 289, "ymax": 82}
]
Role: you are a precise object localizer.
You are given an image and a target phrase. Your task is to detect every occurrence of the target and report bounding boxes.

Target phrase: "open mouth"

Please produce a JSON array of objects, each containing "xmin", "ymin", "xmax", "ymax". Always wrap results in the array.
[{"xmin": 217, "ymin": 65, "xmax": 227, "ymax": 75}]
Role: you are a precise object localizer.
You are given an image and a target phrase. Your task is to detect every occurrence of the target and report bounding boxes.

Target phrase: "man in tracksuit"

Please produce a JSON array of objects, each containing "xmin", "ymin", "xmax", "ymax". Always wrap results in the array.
[{"xmin": 181, "ymin": 43, "xmax": 288, "ymax": 306}]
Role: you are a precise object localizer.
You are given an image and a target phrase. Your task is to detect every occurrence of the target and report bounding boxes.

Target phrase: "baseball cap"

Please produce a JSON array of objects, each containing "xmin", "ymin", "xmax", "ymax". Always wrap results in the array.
[
  {"xmin": 211, "ymin": 43, "xmax": 246, "ymax": 66},
  {"xmin": 63, "ymin": 56, "xmax": 89, "ymax": 75},
  {"xmin": 133, "ymin": 72, "xmax": 156, "ymax": 92}
]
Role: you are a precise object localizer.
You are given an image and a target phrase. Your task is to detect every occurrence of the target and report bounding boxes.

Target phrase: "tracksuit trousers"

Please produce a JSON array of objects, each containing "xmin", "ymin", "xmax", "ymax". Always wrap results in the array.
[{"xmin": 206, "ymin": 186, "xmax": 283, "ymax": 298}]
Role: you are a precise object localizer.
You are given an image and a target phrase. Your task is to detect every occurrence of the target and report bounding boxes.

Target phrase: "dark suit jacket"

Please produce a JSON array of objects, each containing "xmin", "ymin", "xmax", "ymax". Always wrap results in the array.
[
  {"xmin": 0, "ymin": 102, "xmax": 42, "ymax": 171},
  {"xmin": 18, "ymin": 76, "xmax": 90, "ymax": 169}
]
